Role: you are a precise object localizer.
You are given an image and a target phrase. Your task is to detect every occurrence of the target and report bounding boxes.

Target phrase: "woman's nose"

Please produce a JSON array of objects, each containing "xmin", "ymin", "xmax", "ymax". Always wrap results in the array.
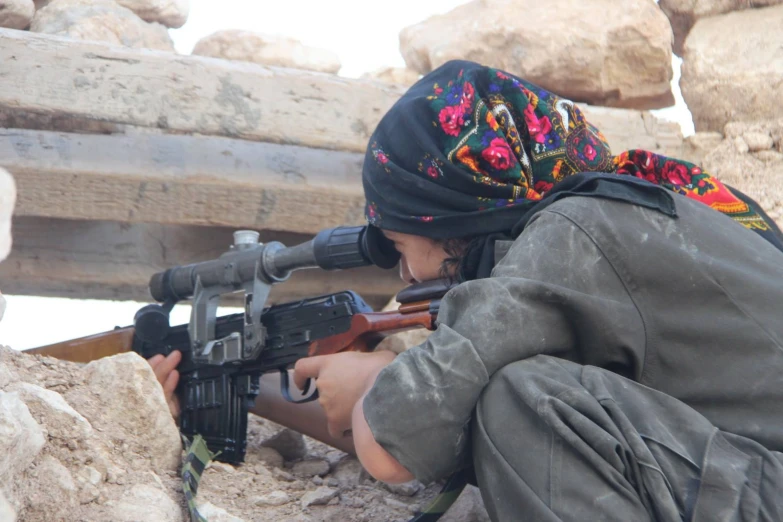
[{"xmin": 399, "ymin": 259, "xmax": 416, "ymax": 285}]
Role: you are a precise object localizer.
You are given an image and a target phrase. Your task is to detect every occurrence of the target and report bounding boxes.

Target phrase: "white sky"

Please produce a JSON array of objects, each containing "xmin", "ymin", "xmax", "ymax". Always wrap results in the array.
[{"xmin": 0, "ymin": 0, "xmax": 694, "ymax": 351}]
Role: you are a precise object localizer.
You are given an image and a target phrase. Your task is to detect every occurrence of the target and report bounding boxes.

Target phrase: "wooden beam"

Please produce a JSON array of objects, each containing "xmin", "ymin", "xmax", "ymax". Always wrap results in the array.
[
  {"xmin": 0, "ymin": 29, "xmax": 404, "ymax": 153},
  {"xmin": 0, "ymin": 216, "xmax": 404, "ymax": 309},
  {"xmin": 0, "ymin": 128, "xmax": 367, "ymax": 234}
]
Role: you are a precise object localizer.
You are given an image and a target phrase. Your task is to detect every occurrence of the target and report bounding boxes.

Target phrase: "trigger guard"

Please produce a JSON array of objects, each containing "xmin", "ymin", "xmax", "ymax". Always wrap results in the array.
[{"xmin": 279, "ymin": 369, "xmax": 320, "ymax": 404}]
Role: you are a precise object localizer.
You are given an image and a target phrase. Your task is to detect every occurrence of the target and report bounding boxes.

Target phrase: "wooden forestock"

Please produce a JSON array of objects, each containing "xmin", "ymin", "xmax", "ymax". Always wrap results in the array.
[
  {"xmin": 24, "ymin": 327, "xmax": 136, "ymax": 363},
  {"xmin": 307, "ymin": 300, "xmax": 437, "ymax": 356}
]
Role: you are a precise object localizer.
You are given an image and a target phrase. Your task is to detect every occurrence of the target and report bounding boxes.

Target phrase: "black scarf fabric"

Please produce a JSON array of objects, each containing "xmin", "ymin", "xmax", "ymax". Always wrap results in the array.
[{"xmin": 362, "ymin": 60, "xmax": 783, "ymax": 259}]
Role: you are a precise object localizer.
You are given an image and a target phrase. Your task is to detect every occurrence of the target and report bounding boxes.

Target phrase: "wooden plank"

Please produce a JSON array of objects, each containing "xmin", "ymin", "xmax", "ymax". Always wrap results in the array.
[
  {"xmin": 0, "ymin": 128, "xmax": 367, "ymax": 234},
  {"xmin": 0, "ymin": 216, "xmax": 404, "ymax": 310},
  {"xmin": 0, "ymin": 29, "xmax": 405, "ymax": 153}
]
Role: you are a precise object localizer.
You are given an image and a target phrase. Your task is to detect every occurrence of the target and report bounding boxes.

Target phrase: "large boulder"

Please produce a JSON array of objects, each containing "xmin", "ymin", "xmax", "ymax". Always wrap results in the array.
[
  {"xmin": 681, "ymin": 5, "xmax": 783, "ymax": 132},
  {"xmin": 114, "ymin": 0, "xmax": 189, "ymax": 28},
  {"xmin": 701, "ymin": 119, "xmax": 783, "ymax": 228},
  {"xmin": 30, "ymin": 0, "xmax": 174, "ymax": 52},
  {"xmin": 361, "ymin": 66, "xmax": 421, "ymax": 87},
  {"xmin": 659, "ymin": 0, "xmax": 783, "ymax": 55},
  {"xmin": 399, "ymin": 0, "xmax": 674, "ymax": 110},
  {"xmin": 0, "ymin": 0, "xmax": 34, "ymax": 29},
  {"xmin": 192, "ymin": 30, "xmax": 341, "ymax": 74}
]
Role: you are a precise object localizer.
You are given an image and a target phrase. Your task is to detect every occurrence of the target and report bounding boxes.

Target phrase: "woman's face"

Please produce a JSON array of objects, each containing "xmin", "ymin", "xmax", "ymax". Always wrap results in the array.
[{"xmin": 382, "ymin": 230, "xmax": 449, "ymax": 284}]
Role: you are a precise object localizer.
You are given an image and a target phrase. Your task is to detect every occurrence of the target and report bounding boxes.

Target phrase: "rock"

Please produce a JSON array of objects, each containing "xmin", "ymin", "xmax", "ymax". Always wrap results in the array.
[
  {"xmin": 255, "ymin": 446, "xmax": 284, "ymax": 468},
  {"xmin": 109, "ymin": 484, "xmax": 183, "ymax": 522},
  {"xmin": 64, "ymin": 352, "xmax": 181, "ymax": 471},
  {"xmin": 260, "ymin": 428, "xmax": 307, "ymax": 460},
  {"xmin": 754, "ymin": 150, "xmax": 783, "ymax": 163},
  {"xmin": 384, "ymin": 497, "xmax": 411, "ymax": 511},
  {"xmin": 659, "ymin": 0, "xmax": 783, "ymax": 55},
  {"xmin": 271, "ymin": 467, "xmax": 296, "ymax": 482},
  {"xmin": 0, "ymin": 0, "xmax": 34, "ymax": 29},
  {"xmin": 681, "ymin": 5, "xmax": 783, "ymax": 132},
  {"xmin": 30, "ymin": 0, "xmax": 174, "ymax": 52},
  {"xmin": 441, "ymin": 485, "xmax": 491, "ymax": 522},
  {"xmin": 0, "ymin": 167, "xmax": 16, "ymax": 263},
  {"xmin": 252, "ymin": 490, "xmax": 291, "ymax": 507},
  {"xmin": 399, "ymin": 0, "xmax": 674, "ymax": 109},
  {"xmin": 331, "ymin": 457, "xmax": 367, "ymax": 488},
  {"xmin": 0, "ymin": 489, "xmax": 15, "ymax": 522},
  {"xmin": 682, "ymin": 131, "xmax": 725, "ymax": 166},
  {"xmin": 114, "ymin": 0, "xmax": 188, "ymax": 28},
  {"xmin": 8, "ymin": 382, "xmax": 94, "ymax": 443},
  {"xmin": 702, "ymin": 119, "xmax": 783, "ymax": 228},
  {"xmin": 324, "ymin": 450, "xmax": 347, "ymax": 470},
  {"xmin": 300, "ymin": 486, "xmax": 338, "ymax": 508},
  {"xmin": 292, "ymin": 458, "xmax": 330, "ymax": 478},
  {"xmin": 192, "ymin": 501, "xmax": 245, "ymax": 522},
  {"xmin": 207, "ymin": 461, "xmax": 235, "ymax": 473},
  {"xmin": 192, "ymin": 30, "xmax": 341, "ymax": 74},
  {"xmin": 384, "ymin": 479, "xmax": 422, "ymax": 497},
  {"xmin": 0, "ymin": 391, "xmax": 46, "ymax": 485},
  {"xmin": 361, "ymin": 67, "xmax": 421, "ymax": 86},
  {"xmin": 743, "ymin": 131, "xmax": 774, "ymax": 152}
]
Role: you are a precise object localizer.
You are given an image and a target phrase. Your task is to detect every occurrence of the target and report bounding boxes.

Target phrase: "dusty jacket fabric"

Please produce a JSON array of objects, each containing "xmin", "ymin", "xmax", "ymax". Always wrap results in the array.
[{"xmin": 364, "ymin": 193, "xmax": 783, "ymax": 485}]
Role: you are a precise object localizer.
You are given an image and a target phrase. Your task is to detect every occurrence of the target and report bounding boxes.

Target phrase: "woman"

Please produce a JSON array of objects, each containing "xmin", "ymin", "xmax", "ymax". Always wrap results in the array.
[{"xmin": 153, "ymin": 61, "xmax": 783, "ymax": 521}]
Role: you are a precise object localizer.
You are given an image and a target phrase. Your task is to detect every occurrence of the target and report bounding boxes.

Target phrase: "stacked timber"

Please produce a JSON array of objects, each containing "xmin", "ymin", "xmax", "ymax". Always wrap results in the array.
[{"xmin": 0, "ymin": 27, "xmax": 690, "ymax": 306}]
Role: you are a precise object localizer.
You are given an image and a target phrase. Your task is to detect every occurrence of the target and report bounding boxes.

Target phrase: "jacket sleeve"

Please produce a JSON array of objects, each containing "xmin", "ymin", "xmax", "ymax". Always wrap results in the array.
[{"xmin": 363, "ymin": 207, "xmax": 646, "ymax": 484}]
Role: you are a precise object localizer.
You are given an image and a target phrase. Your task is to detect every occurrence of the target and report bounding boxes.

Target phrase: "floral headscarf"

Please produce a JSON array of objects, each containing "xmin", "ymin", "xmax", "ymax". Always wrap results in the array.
[{"xmin": 362, "ymin": 60, "xmax": 781, "ymax": 250}]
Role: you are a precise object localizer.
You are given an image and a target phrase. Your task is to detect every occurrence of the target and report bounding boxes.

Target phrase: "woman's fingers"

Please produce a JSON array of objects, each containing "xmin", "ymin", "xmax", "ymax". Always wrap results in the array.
[
  {"xmin": 151, "ymin": 350, "xmax": 182, "ymax": 386},
  {"xmin": 293, "ymin": 356, "xmax": 324, "ymax": 390}
]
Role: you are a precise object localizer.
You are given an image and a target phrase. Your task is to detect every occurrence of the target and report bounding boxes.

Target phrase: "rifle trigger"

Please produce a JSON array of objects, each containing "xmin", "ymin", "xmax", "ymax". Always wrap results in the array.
[{"xmin": 279, "ymin": 369, "xmax": 320, "ymax": 404}]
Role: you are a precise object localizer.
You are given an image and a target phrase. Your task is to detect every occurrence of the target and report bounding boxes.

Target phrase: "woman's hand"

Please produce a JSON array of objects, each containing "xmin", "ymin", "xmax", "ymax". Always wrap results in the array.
[
  {"xmin": 147, "ymin": 350, "xmax": 182, "ymax": 420},
  {"xmin": 294, "ymin": 350, "xmax": 396, "ymax": 439}
]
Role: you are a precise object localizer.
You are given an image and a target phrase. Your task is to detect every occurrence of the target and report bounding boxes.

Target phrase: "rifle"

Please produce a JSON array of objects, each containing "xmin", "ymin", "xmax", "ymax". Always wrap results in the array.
[{"xmin": 27, "ymin": 225, "xmax": 454, "ymax": 464}]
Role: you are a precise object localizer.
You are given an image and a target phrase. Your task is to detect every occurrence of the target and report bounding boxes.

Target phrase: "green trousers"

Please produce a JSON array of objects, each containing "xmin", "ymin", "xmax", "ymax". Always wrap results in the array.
[{"xmin": 472, "ymin": 356, "xmax": 783, "ymax": 521}]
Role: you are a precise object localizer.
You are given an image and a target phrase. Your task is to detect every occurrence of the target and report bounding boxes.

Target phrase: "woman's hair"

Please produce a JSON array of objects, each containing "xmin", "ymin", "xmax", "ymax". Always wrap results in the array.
[{"xmin": 435, "ymin": 235, "xmax": 487, "ymax": 283}]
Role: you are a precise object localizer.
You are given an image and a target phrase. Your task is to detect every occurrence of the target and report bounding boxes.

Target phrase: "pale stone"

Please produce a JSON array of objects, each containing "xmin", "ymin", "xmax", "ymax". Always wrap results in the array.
[
  {"xmin": 385, "ymin": 480, "xmax": 423, "ymax": 497},
  {"xmin": 110, "ymin": 484, "xmax": 183, "ymax": 522},
  {"xmin": 681, "ymin": 5, "xmax": 783, "ymax": 132},
  {"xmin": 24, "ymin": 455, "xmax": 78, "ymax": 517},
  {"xmin": 0, "ymin": 0, "xmax": 34, "ymax": 29},
  {"xmin": 399, "ymin": 0, "xmax": 674, "ymax": 109},
  {"xmin": 743, "ymin": 131, "xmax": 774, "ymax": 152},
  {"xmin": 0, "ymin": 391, "xmax": 45, "ymax": 484},
  {"xmin": 702, "ymin": 119, "xmax": 783, "ymax": 227},
  {"xmin": 659, "ymin": 0, "xmax": 783, "ymax": 55},
  {"xmin": 192, "ymin": 30, "xmax": 341, "ymax": 74},
  {"xmin": 260, "ymin": 428, "xmax": 307, "ymax": 460},
  {"xmin": 682, "ymin": 132, "xmax": 725, "ymax": 165},
  {"xmin": 361, "ymin": 67, "xmax": 421, "ymax": 86},
  {"xmin": 292, "ymin": 458, "xmax": 330, "ymax": 478},
  {"xmin": 300, "ymin": 486, "xmax": 338, "ymax": 508},
  {"xmin": 255, "ymin": 447, "xmax": 284, "ymax": 468},
  {"xmin": 252, "ymin": 490, "xmax": 291, "ymax": 507},
  {"xmin": 0, "ymin": 168, "xmax": 15, "ymax": 264},
  {"xmin": 193, "ymin": 501, "xmax": 245, "ymax": 522},
  {"xmin": 30, "ymin": 0, "xmax": 174, "ymax": 52},
  {"xmin": 331, "ymin": 457, "xmax": 367, "ymax": 488},
  {"xmin": 64, "ymin": 352, "xmax": 181, "ymax": 471},
  {"xmin": 8, "ymin": 382, "xmax": 94, "ymax": 442},
  {"xmin": 115, "ymin": 0, "xmax": 188, "ymax": 28},
  {"xmin": 0, "ymin": 489, "xmax": 15, "ymax": 522}
]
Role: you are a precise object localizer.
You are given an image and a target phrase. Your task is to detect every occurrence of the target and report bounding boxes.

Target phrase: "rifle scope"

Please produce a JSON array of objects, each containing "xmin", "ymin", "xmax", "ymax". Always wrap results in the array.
[{"xmin": 148, "ymin": 225, "xmax": 399, "ymax": 303}]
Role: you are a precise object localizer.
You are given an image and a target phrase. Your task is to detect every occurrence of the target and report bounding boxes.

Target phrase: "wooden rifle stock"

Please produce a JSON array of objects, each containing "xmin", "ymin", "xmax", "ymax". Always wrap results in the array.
[
  {"xmin": 24, "ymin": 327, "xmax": 136, "ymax": 363},
  {"xmin": 307, "ymin": 300, "xmax": 437, "ymax": 356}
]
